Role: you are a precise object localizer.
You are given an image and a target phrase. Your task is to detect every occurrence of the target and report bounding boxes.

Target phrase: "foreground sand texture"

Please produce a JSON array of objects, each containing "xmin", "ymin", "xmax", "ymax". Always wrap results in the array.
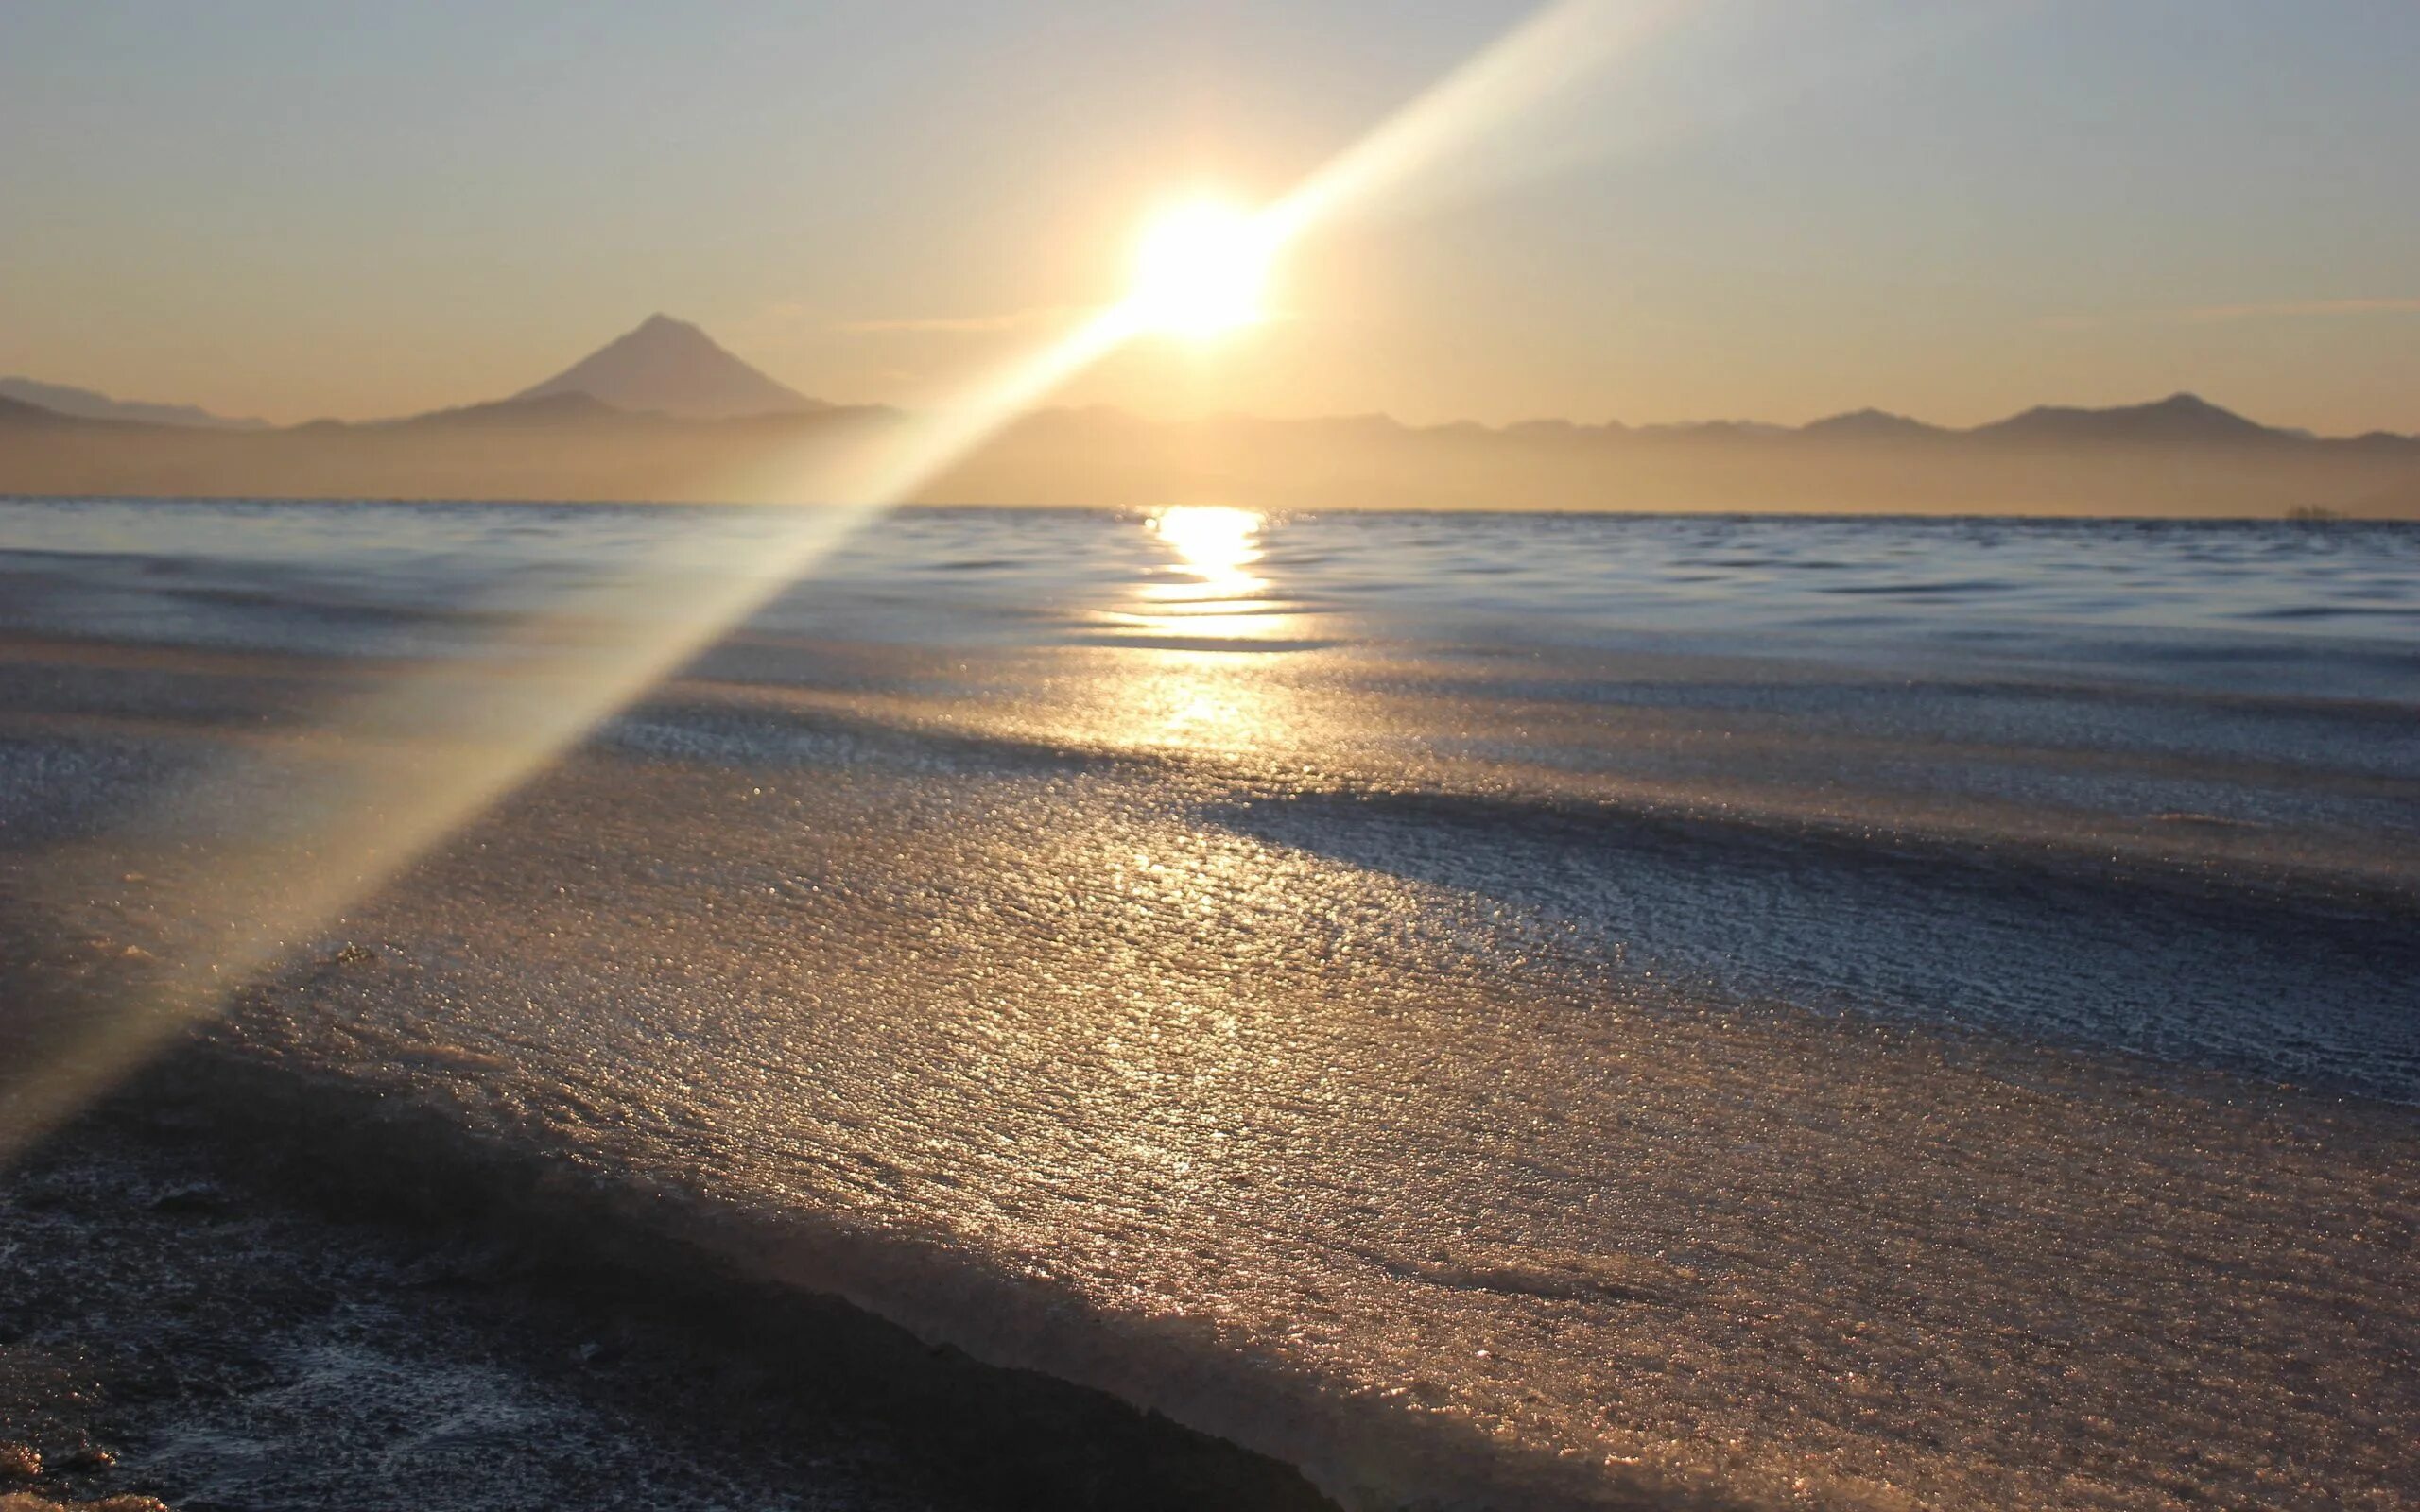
[{"xmin": 0, "ymin": 1095, "xmax": 1325, "ymax": 1512}]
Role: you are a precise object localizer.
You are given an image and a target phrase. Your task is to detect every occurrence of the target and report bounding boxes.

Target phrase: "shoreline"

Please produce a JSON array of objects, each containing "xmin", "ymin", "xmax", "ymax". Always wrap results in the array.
[
  {"xmin": 8, "ymin": 490, "xmax": 2420, "ymax": 524},
  {"xmin": 9, "ymin": 978, "xmax": 2415, "ymax": 1511},
  {"xmin": 1, "ymin": 1041, "xmax": 1339, "ymax": 1512},
  {"xmin": 0, "ymin": 499, "xmax": 2411, "ymax": 1508}
]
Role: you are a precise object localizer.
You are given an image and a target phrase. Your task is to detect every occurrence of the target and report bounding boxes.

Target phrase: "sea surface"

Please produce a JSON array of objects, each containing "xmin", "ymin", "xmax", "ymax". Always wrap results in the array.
[{"xmin": 1, "ymin": 497, "xmax": 2415, "ymax": 1509}]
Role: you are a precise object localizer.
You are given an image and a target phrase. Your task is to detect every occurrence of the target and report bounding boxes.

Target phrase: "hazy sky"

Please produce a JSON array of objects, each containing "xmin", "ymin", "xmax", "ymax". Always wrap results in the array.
[{"xmin": 4, "ymin": 0, "xmax": 2417, "ymax": 432}]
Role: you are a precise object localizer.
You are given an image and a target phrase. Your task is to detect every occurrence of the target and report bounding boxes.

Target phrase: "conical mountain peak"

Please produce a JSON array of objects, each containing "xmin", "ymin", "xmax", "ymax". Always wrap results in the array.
[{"xmin": 513, "ymin": 316, "xmax": 821, "ymax": 420}]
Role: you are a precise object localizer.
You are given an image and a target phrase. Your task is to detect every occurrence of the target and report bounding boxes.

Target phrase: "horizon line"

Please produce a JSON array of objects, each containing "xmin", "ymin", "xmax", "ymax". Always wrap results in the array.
[{"xmin": 9, "ymin": 379, "xmax": 2415, "ymax": 446}]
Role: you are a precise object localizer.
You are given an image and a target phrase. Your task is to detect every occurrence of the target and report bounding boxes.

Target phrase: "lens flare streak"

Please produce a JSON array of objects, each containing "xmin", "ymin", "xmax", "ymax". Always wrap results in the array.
[{"xmin": 0, "ymin": 0, "xmax": 1693, "ymax": 1155}]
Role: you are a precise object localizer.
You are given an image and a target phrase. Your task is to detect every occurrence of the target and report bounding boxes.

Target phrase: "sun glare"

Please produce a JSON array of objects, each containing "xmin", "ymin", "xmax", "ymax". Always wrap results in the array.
[
  {"xmin": 0, "ymin": 0, "xmax": 1680, "ymax": 1161},
  {"xmin": 1123, "ymin": 198, "xmax": 1275, "ymax": 339},
  {"xmin": 1150, "ymin": 504, "xmax": 1264, "ymax": 593}
]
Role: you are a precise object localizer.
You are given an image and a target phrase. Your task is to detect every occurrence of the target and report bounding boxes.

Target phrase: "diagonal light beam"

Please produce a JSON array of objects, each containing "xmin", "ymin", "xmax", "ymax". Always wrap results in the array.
[{"xmin": 0, "ymin": 0, "xmax": 1685, "ymax": 1158}]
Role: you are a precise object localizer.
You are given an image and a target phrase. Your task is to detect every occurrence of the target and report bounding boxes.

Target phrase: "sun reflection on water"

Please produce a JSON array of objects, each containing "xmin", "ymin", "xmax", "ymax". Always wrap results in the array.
[
  {"xmin": 1089, "ymin": 505, "xmax": 1315, "ymax": 751},
  {"xmin": 1149, "ymin": 505, "xmax": 1267, "ymax": 604},
  {"xmin": 1107, "ymin": 505, "xmax": 1310, "ymax": 646}
]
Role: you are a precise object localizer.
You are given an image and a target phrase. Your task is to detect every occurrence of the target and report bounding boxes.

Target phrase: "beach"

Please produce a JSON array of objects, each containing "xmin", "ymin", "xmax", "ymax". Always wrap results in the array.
[{"xmin": 1, "ymin": 500, "xmax": 2415, "ymax": 1509}]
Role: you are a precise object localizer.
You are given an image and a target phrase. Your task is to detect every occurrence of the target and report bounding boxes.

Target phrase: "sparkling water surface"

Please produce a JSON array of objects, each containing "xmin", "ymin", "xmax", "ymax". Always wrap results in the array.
[
  {"xmin": 3, "ymin": 500, "xmax": 2415, "ymax": 693},
  {"xmin": 2, "ymin": 497, "xmax": 2414, "ymax": 1510}
]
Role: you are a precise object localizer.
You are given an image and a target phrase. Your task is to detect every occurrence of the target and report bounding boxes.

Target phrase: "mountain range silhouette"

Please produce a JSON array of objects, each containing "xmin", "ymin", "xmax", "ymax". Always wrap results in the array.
[
  {"xmin": 0, "ymin": 376, "xmax": 271, "ymax": 430},
  {"xmin": 3, "ymin": 316, "xmax": 2414, "ymax": 515}
]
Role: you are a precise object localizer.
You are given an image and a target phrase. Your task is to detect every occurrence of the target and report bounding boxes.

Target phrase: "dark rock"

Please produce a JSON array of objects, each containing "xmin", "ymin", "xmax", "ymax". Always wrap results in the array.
[{"xmin": 145, "ymin": 1185, "xmax": 227, "ymax": 1218}]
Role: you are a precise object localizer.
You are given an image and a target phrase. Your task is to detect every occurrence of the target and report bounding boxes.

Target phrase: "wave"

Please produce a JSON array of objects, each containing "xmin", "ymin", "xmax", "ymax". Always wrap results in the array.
[{"xmin": 128, "ymin": 1041, "xmax": 1739, "ymax": 1512}]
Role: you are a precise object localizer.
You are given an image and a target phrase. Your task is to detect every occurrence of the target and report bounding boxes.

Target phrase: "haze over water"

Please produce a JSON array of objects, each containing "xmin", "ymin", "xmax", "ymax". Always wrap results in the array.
[{"xmin": 0, "ymin": 497, "xmax": 2414, "ymax": 1508}]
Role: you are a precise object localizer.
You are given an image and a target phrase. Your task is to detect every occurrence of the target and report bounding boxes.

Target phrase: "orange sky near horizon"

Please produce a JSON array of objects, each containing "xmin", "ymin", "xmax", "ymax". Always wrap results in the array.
[{"xmin": 3, "ymin": 1, "xmax": 2417, "ymax": 436}]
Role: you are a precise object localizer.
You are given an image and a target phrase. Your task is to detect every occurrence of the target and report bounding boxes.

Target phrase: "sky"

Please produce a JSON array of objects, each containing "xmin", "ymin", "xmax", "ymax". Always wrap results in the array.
[{"xmin": 3, "ymin": 0, "xmax": 2417, "ymax": 434}]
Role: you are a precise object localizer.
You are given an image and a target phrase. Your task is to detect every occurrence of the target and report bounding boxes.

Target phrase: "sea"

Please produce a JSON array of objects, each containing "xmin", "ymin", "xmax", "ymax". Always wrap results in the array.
[{"xmin": 0, "ymin": 497, "xmax": 2414, "ymax": 1510}]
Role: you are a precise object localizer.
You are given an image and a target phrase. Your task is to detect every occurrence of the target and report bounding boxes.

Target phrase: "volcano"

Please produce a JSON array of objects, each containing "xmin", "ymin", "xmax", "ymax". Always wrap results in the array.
[{"xmin": 512, "ymin": 314, "xmax": 820, "ymax": 419}]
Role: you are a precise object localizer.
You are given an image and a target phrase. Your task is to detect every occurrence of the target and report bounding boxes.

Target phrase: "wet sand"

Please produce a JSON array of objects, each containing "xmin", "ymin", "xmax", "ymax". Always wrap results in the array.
[
  {"xmin": 4, "ymin": 697, "xmax": 2412, "ymax": 1510},
  {"xmin": 0, "ymin": 1065, "xmax": 1332, "ymax": 1512}
]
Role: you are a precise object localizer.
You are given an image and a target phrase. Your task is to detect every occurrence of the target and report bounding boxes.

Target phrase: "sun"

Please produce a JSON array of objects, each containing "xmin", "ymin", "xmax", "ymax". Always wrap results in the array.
[{"xmin": 1122, "ymin": 197, "xmax": 1275, "ymax": 340}]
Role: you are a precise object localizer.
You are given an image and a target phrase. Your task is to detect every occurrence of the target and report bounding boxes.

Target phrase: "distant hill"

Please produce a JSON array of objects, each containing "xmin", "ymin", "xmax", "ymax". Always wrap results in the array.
[
  {"xmin": 0, "ymin": 392, "xmax": 110, "ymax": 428},
  {"xmin": 511, "ymin": 314, "xmax": 821, "ymax": 420},
  {"xmin": 2, "ymin": 367, "xmax": 2414, "ymax": 515},
  {"xmin": 1803, "ymin": 408, "xmax": 1948, "ymax": 442},
  {"xmin": 0, "ymin": 377, "xmax": 268, "ymax": 430},
  {"xmin": 1971, "ymin": 392, "xmax": 2285, "ymax": 447},
  {"xmin": 390, "ymin": 391, "xmax": 631, "ymax": 429}
]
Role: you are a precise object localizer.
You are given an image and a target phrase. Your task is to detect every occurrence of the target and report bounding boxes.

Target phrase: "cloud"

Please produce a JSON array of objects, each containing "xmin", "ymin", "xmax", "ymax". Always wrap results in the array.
[
  {"xmin": 835, "ymin": 307, "xmax": 1069, "ymax": 335},
  {"xmin": 2046, "ymin": 298, "xmax": 2420, "ymax": 331},
  {"xmin": 2176, "ymin": 297, "xmax": 2420, "ymax": 324}
]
